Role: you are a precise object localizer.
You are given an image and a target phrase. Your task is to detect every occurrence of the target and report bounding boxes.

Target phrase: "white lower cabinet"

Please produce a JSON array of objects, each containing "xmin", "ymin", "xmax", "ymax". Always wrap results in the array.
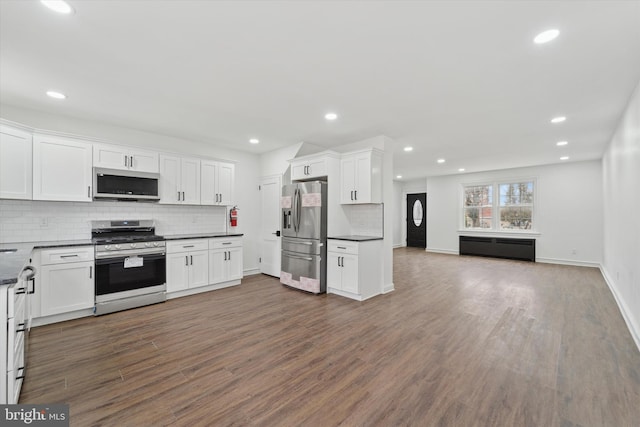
[
  {"xmin": 1, "ymin": 276, "xmax": 29, "ymax": 404},
  {"xmin": 327, "ymin": 239, "xmax": 383, "ymax": 301},
  {"xmin": 38, "ymin": 247, "xmax": 95, "ymax": 317},
  {"xmin": 209, "ymin": 237, "xmax": 243, "ymax": 285},
  {"xmin": 166, "ymin": 240, "xmax": 209, "ymax": 292}
]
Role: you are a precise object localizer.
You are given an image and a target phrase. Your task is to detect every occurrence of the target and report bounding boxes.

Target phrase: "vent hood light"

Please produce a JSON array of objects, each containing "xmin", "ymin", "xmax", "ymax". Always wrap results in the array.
[
  {"xmin": 534, "ymin": 29, "xmax": 559, "ymax": 44},
  {"xmin": 560, "ymin": 156, "xmax": 569, "ymax": 160},
  {"xmin": 556, "ymin": 141, "xmax": 568, "ymax": 146},
  {"xmin": 46, "ymin": 90, "xmax": 66, "ymax": 99},
  {"xmin": 458, "ymin": 168, "xmax": 465, "ymax": 172},
  {"xmin": 41, "ymin": 0, "xmax": 74, "ymax": 14},
  {"xmin": 551, "ymin": 116, "xmax": 566, "ymax": 123},
  {"xmin": 396, "ymin": 175, "xmax": 402, "ymax": 179},
  {"xmin": 324, "ymin": 112, "xmax": 338, "ymax": 121},
  {"xmin": 437, "ymin": 159, "xmax": 445, "ymax": 164},
  {"xmin": 403, "ymin": 146, "xmax": 413, "ymax": 152},
  {"xmin": 249, "ymin": 138, "xmax": 259, "ymax": 144}
]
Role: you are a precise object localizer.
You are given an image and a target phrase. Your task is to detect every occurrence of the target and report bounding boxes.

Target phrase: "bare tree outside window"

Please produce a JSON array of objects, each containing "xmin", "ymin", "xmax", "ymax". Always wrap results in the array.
[
  {"xmin": 499, "ymin": 182, "xmax": 534, "ymax": 230},
  {"xmin": 463, "ymin": 181, "xmax": 535, "ymax": 230},
  {"xmin": 463, "ymin": 185, "xmax": 492, "ymax": 228}
]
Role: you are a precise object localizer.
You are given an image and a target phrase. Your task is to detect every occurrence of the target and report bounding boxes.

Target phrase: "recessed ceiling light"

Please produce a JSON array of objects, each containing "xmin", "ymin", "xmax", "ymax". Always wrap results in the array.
[
  {"xmin": 437, "ymin": 159, "xmax": 446, "ymax": 164},
  {"xmin": 325, "ymin": 112, "xmax": 338, "ymax": 121},
  {"xmin": 396, "ymin": 175, "xmax": 402, "ymax": 179},
  {"xmin": 41, "ymin": 0, "xmax": 74, "ymax": 14},
  {"xmin": 560, "ymin": 156, "xmax": 569, "ymax": 160},
  {"xmin": 46, "ymin": 90, "xmax": 66, "ymax": 99},
  {"xmin": 403, "ymin": 146, "xmax": 413, "ymax": 152},
  {"xmin": 534, "ymin": 29, "xmax": 560, "ymax": 44},
  {"xmin": 249, "ymin": 138, "xmax": 259, "ymax": 144},
  {"xmin": 556, "ymin": 141, "xmax": 568, "ymax": 146},
  {"xmin": 458, "ymin": 168, "xmax": 465, "ymax": 172},
  {"xmin": 551, "ymin": 116, "xmax": 566, "ymax": 124}
]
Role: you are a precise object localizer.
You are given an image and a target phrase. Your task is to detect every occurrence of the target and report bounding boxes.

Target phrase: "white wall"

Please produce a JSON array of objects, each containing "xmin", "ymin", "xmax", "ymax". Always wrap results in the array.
[
  {"xmin": 602, "ymin": 81, "xmax": 640, "ymax": 350},
  {"xmin": 0, "ymin": 105, "xmax": 262, "ymax": 274},
  {"xmin": 392, "ymin": 181, "xmax": 403, "ymax": 247},
  {"xmin": 426, "ymin": 160, "xmax": 603, "ymax": 266}
]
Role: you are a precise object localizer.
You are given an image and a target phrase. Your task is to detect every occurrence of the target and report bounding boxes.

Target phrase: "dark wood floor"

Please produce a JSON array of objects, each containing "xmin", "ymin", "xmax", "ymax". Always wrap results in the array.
[{"xmin": 20, "ymin": 248, "xmax": 640, "ymax": 426}]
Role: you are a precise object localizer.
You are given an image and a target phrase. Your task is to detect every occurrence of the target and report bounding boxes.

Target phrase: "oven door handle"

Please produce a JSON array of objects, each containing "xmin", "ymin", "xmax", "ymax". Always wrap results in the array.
[{"xmin": 95, "ymin": 252, "xmax": 166, "ymax": 264}]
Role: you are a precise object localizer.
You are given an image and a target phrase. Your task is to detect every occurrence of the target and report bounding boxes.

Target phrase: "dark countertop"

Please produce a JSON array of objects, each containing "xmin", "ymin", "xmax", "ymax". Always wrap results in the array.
[
  {"xmin": 0, "ymin": 240, "xmax": 94, "ymax": 286},
  {"xmin": 163, "ymin": 233, "xmax": 243, "ymax": 240},
  {"xmin": 328, "ymin": 235, "xmax": 384, "ymax": 242}
]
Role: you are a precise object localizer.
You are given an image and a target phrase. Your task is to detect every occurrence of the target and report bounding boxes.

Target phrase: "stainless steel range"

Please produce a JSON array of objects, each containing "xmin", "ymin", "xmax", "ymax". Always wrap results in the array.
[{"xmin": 91, "ymin": 220, "xmax": 166, "ymax": 315}]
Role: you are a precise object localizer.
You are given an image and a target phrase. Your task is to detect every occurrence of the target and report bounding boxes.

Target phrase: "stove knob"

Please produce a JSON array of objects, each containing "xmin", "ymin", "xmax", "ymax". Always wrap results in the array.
[
  {"xmin": 104, "ymin": 245, "xmax": 111, "ymax": 250},
  {"xmin": 153, "ymin": 242, "xmax": 159, "ymax": 247},
  {"xmin": 114, "ymin": 244, "xmax": 121, "ymax": 250},
  {"xmin": 130, "ymin": 243, "xmax": 137, "ymax": 249},
  {"xmin": 145, "ymin": 242, "xmax": 152, "ymax": 248}
]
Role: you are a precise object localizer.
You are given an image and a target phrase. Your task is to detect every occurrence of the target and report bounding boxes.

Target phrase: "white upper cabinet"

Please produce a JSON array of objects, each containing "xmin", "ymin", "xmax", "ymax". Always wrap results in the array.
[
  {"xmin": 0, "ymin": 125, "xmax": 32, "ymax": 200},
  {"xmin": 290, "ymin": 152, "xmax": 339, "ymax": 181},
  {"xmin": 93, "ymin": 143, "xmax": 159, "ymax": 173},
  {"xmin": 201, "ymin": 160, "xmax": 235, "ymax": 206},
  {"xmin": 159, "ymin": 155, "xmax": 201, "ymax": 204},
  {"xmin": 340, "ymin": 149, "xmax": 383, "ymax": 204},
  {"xmin": 33, "ymin": 134, "xmax": 93, "ymax": 202}
]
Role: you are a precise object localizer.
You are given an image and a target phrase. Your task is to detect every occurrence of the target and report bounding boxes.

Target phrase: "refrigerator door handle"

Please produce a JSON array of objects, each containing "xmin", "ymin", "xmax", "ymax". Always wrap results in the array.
[
  {"xmin": 292, "ymin": 189, "xmax": 297, "ymax": 232},
  {"xmin": 296, "ymin": 188, "xmax": 302, "ymax": 231}
]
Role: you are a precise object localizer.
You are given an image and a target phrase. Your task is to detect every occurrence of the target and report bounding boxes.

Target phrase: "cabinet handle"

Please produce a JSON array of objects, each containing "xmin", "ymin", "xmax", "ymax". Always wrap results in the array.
[
  {"xmin": 183, "ymin": 245, "xmax": 195, "ymax": 248},
  {"xmin": 89, "ymin": 266, "xmax": 92, "ymax": 279},
  {"xmin": 130, "ymin": 156, "xmax": 134, "ymax": 168},
  {"xmin": 337, "ymin": 246, "xmax": 346, "ymax": 249},
  {"xmin": 16, "ymin": 323, "xmax": 27, "ymax": 333},
  {"xmin": 88, "ymin": 186, "xmax": 91, "ymax": 198},
  {"xmin": 227, "ymin": 251, "xmax": 231, "ymax": 261},
  {"xmin": 178, "ymin": 191, "xmax": 181, "ymax": 201},
  {"xmin": 350, "ymin": 191, "xmax": 354, "ymax": 201},
  {"xmin": 28, "ymin": 278, "xmax": 36, "ymax": 295},
  {"xmin": 182, "ymin": 191, "xmax": 185, "ymax": 201},
  {"xmin": 61, "ymin": 254, "xmax": 79, "ymax": 258},
  {"xmin": 185, "ymin": 256, "xmax": 188, "ymax": 266},
  {"xmin": 190, "ymin": 255, "xmax": 193, "ymax": 265},
  {"xmin": 224, "ymin": 251, "xmax": 227, "ymax": 261},
  {"xmin": 222, "ymin": 242, "xmax": 232, "ymax": 245},
  {"xmin": 354, "ymin": 190, "xmax": 357, "ymax": 200},
  {"xmin": 16, "ymin": 367, "xmax": 25, "ymax": 380}
]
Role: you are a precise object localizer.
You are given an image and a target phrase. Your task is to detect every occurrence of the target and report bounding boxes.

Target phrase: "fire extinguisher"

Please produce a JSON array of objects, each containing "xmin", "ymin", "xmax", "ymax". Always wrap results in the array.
[{"xmin": 229, "ymin": 206, "xmax": 238, "ymax": 227}]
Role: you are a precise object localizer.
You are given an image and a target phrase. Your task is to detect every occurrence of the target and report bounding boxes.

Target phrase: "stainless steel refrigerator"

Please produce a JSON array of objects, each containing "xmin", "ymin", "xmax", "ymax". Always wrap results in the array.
[{"xmin": 280, "ymin": 181, "xmax": 327, "ymax": 294}]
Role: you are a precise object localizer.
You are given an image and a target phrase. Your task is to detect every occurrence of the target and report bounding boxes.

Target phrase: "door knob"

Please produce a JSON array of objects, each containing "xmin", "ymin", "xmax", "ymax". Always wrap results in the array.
[{"xmin": 272, "ymin": 231, "xmax": 281, "ymax": 236}]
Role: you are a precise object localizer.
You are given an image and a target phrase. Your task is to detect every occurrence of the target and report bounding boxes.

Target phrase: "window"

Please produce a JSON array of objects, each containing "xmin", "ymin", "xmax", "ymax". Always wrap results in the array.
[
  {"xmin": 462, "ymin": 180, "xmax": 535, "ymax": 231},
  {"xmin": 463, "ymin": 185, "xmax": 493, "ymax": 229},
  {"xmin": 499, "ymin": 182, "xmax": 533, "ymax": 230}
]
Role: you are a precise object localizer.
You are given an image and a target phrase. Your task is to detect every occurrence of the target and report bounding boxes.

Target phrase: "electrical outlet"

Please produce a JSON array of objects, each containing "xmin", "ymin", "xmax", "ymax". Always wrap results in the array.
[{"xmin": 39, "ymin": 217, "xmax": 49, "ymax": 227}]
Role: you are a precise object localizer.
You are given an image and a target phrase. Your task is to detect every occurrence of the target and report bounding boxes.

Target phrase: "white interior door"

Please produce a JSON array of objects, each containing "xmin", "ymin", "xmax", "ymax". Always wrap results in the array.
[{"xmin": 259, "ymin": 175, "xmax": 281, "ymax": 277}]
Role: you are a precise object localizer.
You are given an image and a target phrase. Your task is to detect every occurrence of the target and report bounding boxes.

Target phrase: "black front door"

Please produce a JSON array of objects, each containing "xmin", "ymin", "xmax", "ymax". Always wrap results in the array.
[{"xmin": 407, "ymin": 193, "xmax": 426, "ymax": 248}]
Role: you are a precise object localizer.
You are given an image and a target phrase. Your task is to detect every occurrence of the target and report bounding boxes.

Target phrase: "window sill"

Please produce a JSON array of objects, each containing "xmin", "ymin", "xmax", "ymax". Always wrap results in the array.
[{"xmin": 457, "ymin": 229, "xmax": 541, "ymax": 238}]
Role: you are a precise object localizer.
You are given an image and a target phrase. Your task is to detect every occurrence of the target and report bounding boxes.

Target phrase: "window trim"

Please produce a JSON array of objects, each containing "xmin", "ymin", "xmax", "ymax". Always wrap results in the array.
[{"xmin": 460, "ymin": 177, "xmax": 538, "ymax": 234}]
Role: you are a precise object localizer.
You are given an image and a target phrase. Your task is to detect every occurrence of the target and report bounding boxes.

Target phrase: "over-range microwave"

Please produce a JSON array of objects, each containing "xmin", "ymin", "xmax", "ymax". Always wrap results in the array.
[{"xmin": 93, "ymin": 167, "xmax": 161, "ymax": 201}]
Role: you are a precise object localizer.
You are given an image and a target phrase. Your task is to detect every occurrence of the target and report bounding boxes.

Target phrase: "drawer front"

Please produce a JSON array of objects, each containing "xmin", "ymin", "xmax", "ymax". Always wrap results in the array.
[
  {"xmin": 328, "ymin": 240, "xmax": 359, "ymax": 255},
  {"xmin": 167, "ymin": 239, "xmax": 209, "ymax": 253},
  {"xmin": 40, "ymin": 246, "xmax": 94, "ymax": 265},
  {"xmin": 209, "ymin": 237, "xmax": 242, "ymax": 250},
  {"xmin": 8, "ymin": 335, "xmax": 25, "ymax": 404}
]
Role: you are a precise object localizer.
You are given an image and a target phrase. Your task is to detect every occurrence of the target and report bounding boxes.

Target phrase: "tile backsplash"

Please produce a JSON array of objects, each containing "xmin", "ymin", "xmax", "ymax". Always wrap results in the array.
[
  {"xmin": 344, "ymin": 203, "xmax": 384, "ymax": 237},
  {"xmin": 0, "ymin": 200, "xmax": 227, "ymax": 243}
]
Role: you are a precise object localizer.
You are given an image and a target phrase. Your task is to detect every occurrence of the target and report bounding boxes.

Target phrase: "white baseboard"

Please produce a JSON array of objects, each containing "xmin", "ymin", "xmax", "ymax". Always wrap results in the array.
[
  {"xmin": 167, "ymin": 279, "xmax": 241, "ymax": 299},
  {"xmin": 32, "ymin": 308, "xmax": 94, "ymax": 327},
  {"xmin": 536, "ymin": 257, "xmax": 600, "ymax": 268},
  {"xmin": 243, "ymin": 267, "xmax": 261, "ymax": 276},
  {"xmin": 393, "ymin": 243, "xmax": 406, "ymax": 249},
  {"xmin": 600, "ymin": 266, "xmax": 640, "ymax": 353},
  {"xmin": 426, "ymin": 248, "xmax": 458, "ymax": 255},
  {"xmin": 383, "ymin": 282, "xmax": 395, "ymax": 294}
]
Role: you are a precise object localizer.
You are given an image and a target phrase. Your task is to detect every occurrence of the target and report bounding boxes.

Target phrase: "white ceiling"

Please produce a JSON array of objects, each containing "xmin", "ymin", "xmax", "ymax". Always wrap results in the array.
[{"xmin": 1, "ymin": 1, "xmax": 639, "ymax": 180}]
